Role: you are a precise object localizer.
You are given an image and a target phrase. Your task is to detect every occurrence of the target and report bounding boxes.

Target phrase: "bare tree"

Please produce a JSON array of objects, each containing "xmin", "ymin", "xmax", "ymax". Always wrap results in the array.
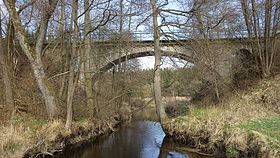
[
  {"xmin": 58, "ymin": 0, "xmax": 69, "ymax": 100},
  {"xmin": 241, "ymin": 0, "xmax": 280, "ymax": 77},
  {"xmin": 150, "ymin": 0, "xmax": 167, "ymax": 122},
  {"xmin": 65, "ymin": 0, "xmax": 80, "ymax": 130},
  {"xmin": 84, "ymin": 0, "xmax": 97, "ymax": 115},
  {"xmin": 4, "ymin": 0, "xmax": 58, "ymax": 118},
  {"xmin": 0, "ymin": 9, "xmax": 14, "ymax": 111}
]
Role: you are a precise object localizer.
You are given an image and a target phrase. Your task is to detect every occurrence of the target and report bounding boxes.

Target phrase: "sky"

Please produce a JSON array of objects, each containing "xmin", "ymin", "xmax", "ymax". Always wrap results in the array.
[{"xmin": 139, "ymin": 56, "xmax": 192, "ymax": 69}]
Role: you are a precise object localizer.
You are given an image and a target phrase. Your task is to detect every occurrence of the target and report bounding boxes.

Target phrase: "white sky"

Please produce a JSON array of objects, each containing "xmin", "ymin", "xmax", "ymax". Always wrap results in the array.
[{"xmin": 139, "ymin": 56, "xmax": 193, "ymax": 69}]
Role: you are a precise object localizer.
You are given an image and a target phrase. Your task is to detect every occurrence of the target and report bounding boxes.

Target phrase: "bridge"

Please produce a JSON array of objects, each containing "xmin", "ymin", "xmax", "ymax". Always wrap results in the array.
[
  {"xmin": 83, "ymin": 38, "xmax": 252, "ymax": 83},
  {"xmin": 39, "ymin": 31, "xmax": 260, "ymax": 83}
]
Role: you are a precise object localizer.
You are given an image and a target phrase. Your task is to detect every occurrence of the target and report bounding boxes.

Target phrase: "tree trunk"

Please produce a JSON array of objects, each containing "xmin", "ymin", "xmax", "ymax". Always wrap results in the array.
[
  {"xmin": 32, "ymin": 59, "xmax": 56, "ymax": 117},
  {"xmin": 58, "ymin": 0, "xmax": 68, "ymax": 100},
  {"xmin": 263, "ymin": 0, "xmax": 272, "ymax": 77},
  {"xmin": 150, "ymin": 0, "xmax": 167, "ymax": 123},
  {"xmin": 7, "ymin": 18, "xmax": 16, "ymax": 75},
  {"xmin": 115, "ymin": 0, "xmax": 124, "ymax": 112},
  {"xmin": 241, "ymin": 0, "xmax": 252, "ymax": 38},
  {"xmin": 65, "ymin": 0, "xmax": 79, "ymax": 130},
  {"xmin": 0, "ymin": 12, "xmax": 14, "ymax": 110},
  {"xmin": 251, "ymin": 0, "xmax": 262, "ymax": 58},
  {"xmin": 241, "ymin": 0, "xmax": 279, "ymax": 78},
  {"xmin": 84, "ymin": 0, "xmax": 97, "ymax": 115}
]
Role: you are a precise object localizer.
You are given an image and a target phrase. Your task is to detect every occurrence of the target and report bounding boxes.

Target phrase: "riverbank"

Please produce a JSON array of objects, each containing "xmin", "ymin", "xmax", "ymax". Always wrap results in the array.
[
  {"xmin": 164, "ymin": 75, "xmax": 280, "ymax": 158},
  {"xmin": 0, "ymin": 114, "xmax": 121, "ymax": 158}
]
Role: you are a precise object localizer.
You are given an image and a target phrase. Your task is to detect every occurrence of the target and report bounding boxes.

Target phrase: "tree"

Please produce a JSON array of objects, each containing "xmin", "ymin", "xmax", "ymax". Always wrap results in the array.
[
  {"xmin": 0, "ymin": 8, "xmax": 14, "ymax": 111},
  {"xmin": 150, "ymin": 0, "xmax": 167, "ymax": 123},
  {"xmin": 161, "ymin": 0, "xmax": 238, "ymax": 101},
  {"xmin": 4, "ymin": 0, "xmax": 58, "ymax": 118},
  {"xmin": 241, "ymin": 0, "xmax": 280, "ymax": 77},
  {"xmin": 84, "ymin": 0, "xmax": 94, "ymax": 114},
  {"xmin": 58, "ymin": 0, "xmax": 69, "ymax": 100},
  {"xmin": 84, "ymin": 0, "xmax": 97, "ymax": 115},
  {"xmin": 65, "ymin": 0, "xmax": 80, "ymax": 130}
]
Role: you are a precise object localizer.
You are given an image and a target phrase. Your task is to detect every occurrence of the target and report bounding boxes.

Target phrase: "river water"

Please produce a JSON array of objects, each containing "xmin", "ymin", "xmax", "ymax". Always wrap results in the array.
[{"xmin": 55, "ymin": 120, "xmax": 209, "ymax": 158}]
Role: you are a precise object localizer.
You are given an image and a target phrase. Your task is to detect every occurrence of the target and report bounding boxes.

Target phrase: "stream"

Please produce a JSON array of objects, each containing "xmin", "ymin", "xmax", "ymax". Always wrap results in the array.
[{"xmin": 55, "ymin": 120, "xmax": 210, "ymax": 158}]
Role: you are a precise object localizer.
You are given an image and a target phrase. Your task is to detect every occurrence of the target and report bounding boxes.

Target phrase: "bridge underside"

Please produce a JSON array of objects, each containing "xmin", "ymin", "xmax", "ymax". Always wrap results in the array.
[{"xmin": 92, "ymin": 51, "xmax": 194, "ymax": 82}]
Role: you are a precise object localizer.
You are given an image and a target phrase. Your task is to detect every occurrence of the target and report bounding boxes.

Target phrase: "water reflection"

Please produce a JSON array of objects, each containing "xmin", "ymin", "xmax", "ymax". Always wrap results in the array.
[{"xmin": 55, "ymin": 121, "xmax": 205, "ymax": 158}]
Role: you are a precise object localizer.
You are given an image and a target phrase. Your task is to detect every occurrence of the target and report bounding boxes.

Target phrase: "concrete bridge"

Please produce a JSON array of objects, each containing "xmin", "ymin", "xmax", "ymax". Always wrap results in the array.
[{"xmin": 88, "ymin": 38, "xmax": 252, "ymax": 82}]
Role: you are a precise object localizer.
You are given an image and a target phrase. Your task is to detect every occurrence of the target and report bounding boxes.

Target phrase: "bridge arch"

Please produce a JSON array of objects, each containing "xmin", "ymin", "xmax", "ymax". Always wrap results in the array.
[{"xmin": 92, "ymin": 51, "xmax": 194, "ymax": 82}]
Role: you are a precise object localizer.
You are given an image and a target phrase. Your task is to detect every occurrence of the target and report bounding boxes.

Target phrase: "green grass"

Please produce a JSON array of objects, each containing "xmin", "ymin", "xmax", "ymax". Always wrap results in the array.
[
  {"xmin": 26, "ymin": 118, "xmax": 48, "ymax": 132},
  {"xmin": 190, "ymin": 107, "xmax": 208, "ymax": 119},
  {"xmin": 4, "ymin": 141, "xmax": 23, "ymax": 153},
  {"xmin": 10, "ymin": 115, "xmax": 23, "ymax": 126},
  {"xmin": 227, "ymin": 147, "xmax": 238, "ymax": 156},
  {"xmin": 238, "ymin": 115, "xmax": 280, "ymax": 141}
]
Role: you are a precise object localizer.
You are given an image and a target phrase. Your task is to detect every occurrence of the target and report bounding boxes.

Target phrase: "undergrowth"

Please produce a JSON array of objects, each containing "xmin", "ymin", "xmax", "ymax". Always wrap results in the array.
[
  {"xmin": 164, "ymin": 75, "xmax": 280, "ymax": 157},
  {"xmin": 0, "ymin": 115, "xmax": 93, "ymax": 158}
]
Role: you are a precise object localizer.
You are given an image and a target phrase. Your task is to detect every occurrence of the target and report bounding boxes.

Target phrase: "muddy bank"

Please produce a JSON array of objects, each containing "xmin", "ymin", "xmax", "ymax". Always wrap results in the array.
[{"xmin": 23, "ymin": 115, "xmax": 121, "ymax": 158}]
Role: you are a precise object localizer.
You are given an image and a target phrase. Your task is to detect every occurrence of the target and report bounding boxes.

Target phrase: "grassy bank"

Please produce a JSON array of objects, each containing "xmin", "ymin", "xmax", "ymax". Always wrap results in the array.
[
  {"xmin": 0, "ymin": 114, "xmax": 121, "ymax": 158},
  {"xmin": 164, "ymin": 75, "xmax": 280, "ymax": 157}
]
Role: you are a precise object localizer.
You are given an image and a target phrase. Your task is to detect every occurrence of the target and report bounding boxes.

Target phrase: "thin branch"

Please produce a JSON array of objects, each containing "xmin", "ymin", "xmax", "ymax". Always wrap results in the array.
[{"xmin": 48, "ymin": 71, "xmax": 70, "ymax": 80}]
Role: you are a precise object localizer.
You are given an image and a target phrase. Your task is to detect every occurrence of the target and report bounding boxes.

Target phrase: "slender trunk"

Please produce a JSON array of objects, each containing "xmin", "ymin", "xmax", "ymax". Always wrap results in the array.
[
  {"xmin": 115, "ymin": 0, "xmax": 124, "ymax": 112},
  {"xmin": 65, "ymin": 0, "xmax": 79, "ymax": 130},
  {"xmin": 7, "ymin": 20, "xmax": 15, "ymax": 71},
  {"xmin": 241, "ymin": 0, "xmax": 252, "ymax": 38},
  {"xmin": 269, "ymin": 2, "xmax": 280, "ymax": 71},
  {"xmin": 150, "ymin": 0, "xmax": 167, "ymax": 123},
  {"xmin": 118, "ymin": 0, "xmax": 123, "ymax": 74},
  {"xmin": 48, "ymin": 17, "xmax": 54, "ymax": 41},
  {"xmin": 128, "ymin": 1, "xmax": 133, "ymax": 32},
  {"xmin": 263, "ymin": 0, "xmax": 272, "ymax": 77},
  {"xmin": 58, "ymin": 0, "xmax": 68, "ymax": 100},
  {"xmin": 84, "ymin": 0, "xmax": 96, "ymax": 115},
  {"xmin": 112, "ymin": 66, "xmax": 116, "ymax": 98},
  {"xmin": 0, "ymin": 13, "xmax": 14, "ymax": 110},
  {"xmin": 251, "ymin": 0, "xmax": 263, "ymax": 64},
  {"xmin": 0, "ymin": 44, "xmax": 14, "ymax": 110},
  {"xmin": 65, "ymin": 63, "xmax": 79, "ymax": 130}
]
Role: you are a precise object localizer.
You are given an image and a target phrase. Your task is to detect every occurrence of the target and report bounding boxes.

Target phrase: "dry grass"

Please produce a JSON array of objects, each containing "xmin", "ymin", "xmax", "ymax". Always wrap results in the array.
[
  {"xmin": 164, "ymin": 75, "xmax": 280, "ymax": 157},
  {"xmin": 0, "ymin": 116, "xmax": 94, "ymax": 158},
  {"xmin": 0, "ymin": 124, "xmax": 30, "ymax": 158}
]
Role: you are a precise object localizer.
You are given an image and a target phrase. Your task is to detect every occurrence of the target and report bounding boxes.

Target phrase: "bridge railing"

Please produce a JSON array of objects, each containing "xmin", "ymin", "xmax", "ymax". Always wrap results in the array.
[
  {"xmin": 86, "ymin": 29, "xmax": 251, "ymax": 42},
  {"xmin": 20, "ymin": 29, "xmax": 252, "ymax": 44}
]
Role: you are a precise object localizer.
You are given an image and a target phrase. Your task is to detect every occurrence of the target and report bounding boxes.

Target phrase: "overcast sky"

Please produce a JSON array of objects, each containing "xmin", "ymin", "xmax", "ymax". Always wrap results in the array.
[{"xmin": 139, "ymin": 56, "xmax": 192, "ymax": 69}]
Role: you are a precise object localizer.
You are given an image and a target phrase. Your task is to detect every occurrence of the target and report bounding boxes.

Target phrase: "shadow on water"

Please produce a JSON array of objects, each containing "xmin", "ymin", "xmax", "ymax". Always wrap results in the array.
[{"xmin": 54, "ymin": 120, "xmax": 210, "ymax": 158}]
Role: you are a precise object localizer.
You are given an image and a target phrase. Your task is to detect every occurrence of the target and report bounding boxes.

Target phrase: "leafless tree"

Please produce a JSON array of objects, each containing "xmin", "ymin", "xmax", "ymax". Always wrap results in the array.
[
  {"xmin": 241, "ymin": 0, "xmax": 280, "ymax": 77},
  {"xmin": 4, "ymin": 0, "xmax": 58, "ymax": 118},
  {"xmin": 84, "ymin": 0, "xmax": 96, "ymax": 114},
  {"xmin": 150, "ymin": 0, "xmax": 168, "ymax": 122},
  {"xmin": 65, "ymin": 0, "xmax": 80, "ymax": 130},
  {"xmin": 0, "ymin": 8, "xmax": 14, "ymax": 111}
]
